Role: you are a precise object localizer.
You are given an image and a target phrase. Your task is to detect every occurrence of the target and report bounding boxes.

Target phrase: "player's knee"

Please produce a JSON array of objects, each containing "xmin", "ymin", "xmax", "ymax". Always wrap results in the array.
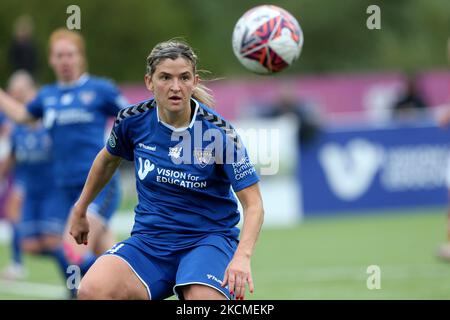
[
  {"xmin": 41, "ymin": 235, "xmax": 62, "ymax": 250},
  {"xmin": 93, "ymin": 228, "xmax": 115, "ymax": 256},
  {"xmin": 77, "ymin": 281, "xmax": 108, "ymax": 300},
  {"xmin": 21, "ymin": 240, "xmax": 42, "ymax": 254},
  {"xmin": 77, "ymin": 278, "xmax": 127, "ymax": 300},
  {"xmin": 77, "ymin": 282, "xmax": 96, "ymax": 300},
  {"xmin": 182, "ymin": 284, "xmax": 226, "ymax": 300},
  {"xmin": 77, "ymin": 281, "xmax": 100, "ymax": 300}
]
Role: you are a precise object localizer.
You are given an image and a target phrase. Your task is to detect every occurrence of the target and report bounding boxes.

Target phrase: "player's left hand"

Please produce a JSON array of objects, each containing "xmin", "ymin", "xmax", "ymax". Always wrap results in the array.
[{"xmin": 221, "ymin": 254, "xmax": 254, "ymax": 300}]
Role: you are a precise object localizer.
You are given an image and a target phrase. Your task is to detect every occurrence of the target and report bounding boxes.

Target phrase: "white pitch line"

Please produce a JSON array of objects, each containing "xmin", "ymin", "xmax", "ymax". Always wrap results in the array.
[
  {"xmin": 0, "ymin": 280, "xmax": 67, "ymax": 299},
  {"xmin": 259, "ymin": 264, "xmax": 450, "ymax": 283}
]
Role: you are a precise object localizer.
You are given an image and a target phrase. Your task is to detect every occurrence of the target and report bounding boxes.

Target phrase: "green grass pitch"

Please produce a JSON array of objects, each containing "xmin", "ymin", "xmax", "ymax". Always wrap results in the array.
[{"xmin": 1, "ymin": 208, "xmax": 449, "ymax": 299}]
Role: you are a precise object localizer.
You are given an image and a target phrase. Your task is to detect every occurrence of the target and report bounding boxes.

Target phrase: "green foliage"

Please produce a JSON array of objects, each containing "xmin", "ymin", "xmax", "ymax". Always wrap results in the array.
[{"xmin": 0, "ymin": 0, "xmax": 449, "ymax": 86}]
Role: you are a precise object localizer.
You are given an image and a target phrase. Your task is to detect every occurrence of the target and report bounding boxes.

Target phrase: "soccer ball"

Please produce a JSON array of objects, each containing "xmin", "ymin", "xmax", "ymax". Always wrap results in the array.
[{"xmin": 232, "ymin": 5, "xmax": 303, "ymax": 74}]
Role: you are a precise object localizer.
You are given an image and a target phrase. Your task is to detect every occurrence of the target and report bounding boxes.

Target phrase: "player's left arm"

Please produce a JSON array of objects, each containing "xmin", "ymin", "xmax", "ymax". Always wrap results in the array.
[{"xmin": 222, "ymin": 182, "xmax": 264, "ymax": 300}]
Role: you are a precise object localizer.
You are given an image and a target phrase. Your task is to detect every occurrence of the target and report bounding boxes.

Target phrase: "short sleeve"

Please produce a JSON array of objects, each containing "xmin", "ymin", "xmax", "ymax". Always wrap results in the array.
[
  {"xmin": 222, "ymin": 132, "xmax": 260, "ymax": 192},
  {"xmin": 26, "ymin": 90, "xmax": 44, "ymax": 119},
  {"xmin": 105, "ymin": 114, "xmax": 134, "ymax": 161},
  {"xmin": 100, "ymin": 80, "xmax": 129, "ymax": 116}
]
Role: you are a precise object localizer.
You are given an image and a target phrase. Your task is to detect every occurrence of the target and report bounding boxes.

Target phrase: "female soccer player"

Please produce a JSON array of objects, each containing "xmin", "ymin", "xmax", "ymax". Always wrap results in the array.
[
  {"xmin": 70, "ymin": 40, "xmax": 265, "ymax": 300},
  {"xmin": 0, "ymin": 70, "xmax": 63, "ymax": 279},
  {"xmin": 0, "ymin": 70, "xmax": 37, "ymax": 281},
  {"xmin": 0, "ymin": 29, "xmax": 127, "ymax": 287}
]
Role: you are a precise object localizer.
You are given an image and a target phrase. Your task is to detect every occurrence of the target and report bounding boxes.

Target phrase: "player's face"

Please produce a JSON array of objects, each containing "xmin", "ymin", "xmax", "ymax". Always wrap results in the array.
[
  {"xmin": 49, "ymin": 38, "xmax": 84, "ymax": 83},
  {"xmin": 145, "ymin": 57, "xmax": 198, "ymax": 113},
  {"xmin": 8, "ymin": 77, "xmax": 35, "ymax": 104}
]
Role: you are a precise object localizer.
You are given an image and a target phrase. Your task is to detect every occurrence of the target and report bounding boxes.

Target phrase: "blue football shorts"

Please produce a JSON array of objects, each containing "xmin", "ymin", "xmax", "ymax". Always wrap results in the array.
[
  {"xmin": 54, "ymin": 174, "xmax": 121, "ymax": 226},
  {"xmin": 19, "ymin": 188, "xmax": 64, "ymax": 238},
  {"xmin": 104, "ymin": 233, "xmax": 238, "ymax": 300}
]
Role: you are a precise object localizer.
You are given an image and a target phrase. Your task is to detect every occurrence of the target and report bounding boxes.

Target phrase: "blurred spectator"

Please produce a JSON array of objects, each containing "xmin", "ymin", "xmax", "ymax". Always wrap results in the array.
[
  {"xmin": 8, "ymin": 15, "xmax": 39, "ymax": 77},
  {"xmin": 391, "ymin": 75, "xmax": 428, "ymax": 122},
  {"xmin": 257, "ymin": 87, "xmax": 321, "ymax": 148}
]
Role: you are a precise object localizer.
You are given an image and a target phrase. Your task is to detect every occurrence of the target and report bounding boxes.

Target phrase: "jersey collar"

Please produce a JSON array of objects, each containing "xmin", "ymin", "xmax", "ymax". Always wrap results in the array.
[
  {"xmin": 57, "ymin": 73, "xmax": 90, "ymax": 89},
  {"xmin": 156, "ymin": 98, "xmax": 199, "ymax": 132}
]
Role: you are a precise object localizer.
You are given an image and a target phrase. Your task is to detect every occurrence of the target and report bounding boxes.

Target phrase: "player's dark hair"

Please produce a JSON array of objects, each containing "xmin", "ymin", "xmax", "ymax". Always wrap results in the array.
[{"xmin": 146, "ymin": 40, "xmax": 215, "ymax": 107}]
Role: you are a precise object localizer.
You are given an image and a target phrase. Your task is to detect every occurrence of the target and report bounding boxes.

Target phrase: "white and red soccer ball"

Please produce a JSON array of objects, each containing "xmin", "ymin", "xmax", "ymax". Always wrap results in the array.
[{"xmin": 232, "ymin": 5, "xmax": 303, "ymax": 74}]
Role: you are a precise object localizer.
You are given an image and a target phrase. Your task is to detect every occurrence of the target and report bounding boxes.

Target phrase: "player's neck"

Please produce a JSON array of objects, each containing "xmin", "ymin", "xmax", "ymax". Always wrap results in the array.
[
  {"xmin": 58, "ymin": 72, "xmax": 87, "ymax": 86},
  {"xmin": 158, "ymin": 104, "xmax": 192, "ymax": 129}
]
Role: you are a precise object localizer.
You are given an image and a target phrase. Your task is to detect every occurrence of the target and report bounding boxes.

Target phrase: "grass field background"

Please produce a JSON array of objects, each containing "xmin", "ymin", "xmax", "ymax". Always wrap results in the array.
[{"xmin": 0, "ymin": 207, "xmax": 449, "ymax": 300}]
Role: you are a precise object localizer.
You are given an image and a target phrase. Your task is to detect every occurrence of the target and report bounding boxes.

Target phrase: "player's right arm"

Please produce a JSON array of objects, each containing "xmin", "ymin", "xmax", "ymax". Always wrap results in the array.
[
  {"xmin": 0, "ymin": 89, "xmax": 35, "ymax": 124},
  {"xmin": 69, "ymin": 147, "xmax": 122, "ymax": 245}
]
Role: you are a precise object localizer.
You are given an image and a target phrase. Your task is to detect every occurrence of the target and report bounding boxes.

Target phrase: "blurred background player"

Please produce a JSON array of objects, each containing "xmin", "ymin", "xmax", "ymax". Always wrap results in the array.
[
  {"xmin": 0, "ymin": 91, "xmax": 17, "ymax": 280},
  {"xmin": 0, "ymin": 70, "xmax": 61, "ymax": 281},
  {"xmin": 0, "ymin": 29, "xmax": 128, "ymax": 293},
  {"xmin": 2, "ymin": 17, "xmax": 40, "ymax": 277}
]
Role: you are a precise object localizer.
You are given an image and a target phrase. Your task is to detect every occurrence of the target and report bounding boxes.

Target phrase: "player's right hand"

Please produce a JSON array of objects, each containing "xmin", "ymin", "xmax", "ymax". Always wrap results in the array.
[{"xmin": 69, "ymin": 206, "xmax": 90, "ymax": 245}]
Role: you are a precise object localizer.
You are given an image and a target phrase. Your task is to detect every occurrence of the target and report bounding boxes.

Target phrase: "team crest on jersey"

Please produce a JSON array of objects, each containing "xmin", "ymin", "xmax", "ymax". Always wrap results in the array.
[
  {"xmin": 168, "ymin": 146, "xmax": 182, "ymax": 159},
  {"xmin": 61, "ymin": 93, "xmax": 74, "ymax": 105},
  {"xmin": 194, "ymin": 148, "xmax": 213, "ymax": 168},
  {"xmin": 79, "ymin": 91, "xmax": 96, "ymax": 105}
]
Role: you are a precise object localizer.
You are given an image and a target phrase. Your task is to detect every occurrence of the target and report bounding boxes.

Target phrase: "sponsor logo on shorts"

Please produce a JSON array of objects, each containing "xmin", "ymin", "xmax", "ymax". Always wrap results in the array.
[{"xmin": 207, "ymin": 274, "xmax": 223, "ymax": 285}]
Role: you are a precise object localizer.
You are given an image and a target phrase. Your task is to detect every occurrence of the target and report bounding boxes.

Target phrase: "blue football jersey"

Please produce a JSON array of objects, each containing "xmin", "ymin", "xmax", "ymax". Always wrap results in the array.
[
  {"xmin": 0, "ymin": 113, "xmax": 6, "ymax": 126},
  {"xmin": 26, "ymin": 74, "xmax": 128, "ymax": 187},
  {"xmin": 11, "ymin": 123, "xmax": 54, "ymax": 196},
  {"xmin": 106, "ymin": 98, "xmax": 260, "ymax": 247}
]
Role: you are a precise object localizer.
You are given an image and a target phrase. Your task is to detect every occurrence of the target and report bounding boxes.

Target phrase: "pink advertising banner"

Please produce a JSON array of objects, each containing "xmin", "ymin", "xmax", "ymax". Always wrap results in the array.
[{"xmin": 120, "ymin": 71, "xmax": 450, "ymax": 123}]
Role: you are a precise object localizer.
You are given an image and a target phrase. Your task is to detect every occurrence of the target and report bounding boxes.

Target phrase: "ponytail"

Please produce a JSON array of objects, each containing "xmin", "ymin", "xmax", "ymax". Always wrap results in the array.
[{"xmin": 193, "ymin": 82, "xmax": 215, "ymax": 108}]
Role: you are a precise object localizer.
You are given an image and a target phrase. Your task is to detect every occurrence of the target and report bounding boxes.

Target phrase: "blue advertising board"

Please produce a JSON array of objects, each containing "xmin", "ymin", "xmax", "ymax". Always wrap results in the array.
[{"xmin": 300, "ymin": 122, "xmax": 450, "ymax": 216}]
